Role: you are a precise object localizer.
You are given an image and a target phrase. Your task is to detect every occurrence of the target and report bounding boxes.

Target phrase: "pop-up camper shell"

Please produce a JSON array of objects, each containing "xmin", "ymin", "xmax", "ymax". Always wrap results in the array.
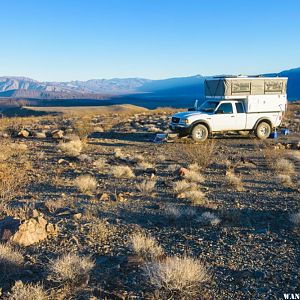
[{"xmin": 204, "ymin": 77, "xmax": 288, "ymax": 113}]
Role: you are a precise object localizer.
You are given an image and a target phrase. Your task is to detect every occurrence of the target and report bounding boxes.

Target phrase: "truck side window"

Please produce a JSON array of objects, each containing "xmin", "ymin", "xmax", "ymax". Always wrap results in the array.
[
  {"xmin": 217, "ymin": 103, "xmax": 233, "ymax": 114},
  {"xmin": 235, "ymin": 103, "xmax": 245, "ymax": 113}
]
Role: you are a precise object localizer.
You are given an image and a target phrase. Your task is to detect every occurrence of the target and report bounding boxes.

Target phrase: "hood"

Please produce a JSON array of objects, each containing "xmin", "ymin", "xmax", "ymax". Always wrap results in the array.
[{"xmin": 172, "ymin": 111, "xmax": 209, "ymax": 119}]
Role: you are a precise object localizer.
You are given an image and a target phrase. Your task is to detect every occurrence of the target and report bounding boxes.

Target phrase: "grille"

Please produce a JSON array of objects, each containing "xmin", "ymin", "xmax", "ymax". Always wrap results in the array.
[{"xmin": 172, "ymin": 117, "xmax": 180, "ymax": 123}]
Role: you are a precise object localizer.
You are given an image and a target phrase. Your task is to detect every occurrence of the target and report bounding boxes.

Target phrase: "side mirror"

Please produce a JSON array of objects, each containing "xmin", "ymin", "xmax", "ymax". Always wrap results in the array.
[{"xmin": 215, "ymin": 109, "xmax": 224, "ymax": 114}]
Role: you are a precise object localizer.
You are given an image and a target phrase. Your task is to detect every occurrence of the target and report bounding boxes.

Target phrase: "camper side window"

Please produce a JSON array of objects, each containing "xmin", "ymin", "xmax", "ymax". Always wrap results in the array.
[{"xmin": 235, "ymin": 103, "xmax": 245, "ymax": 113}]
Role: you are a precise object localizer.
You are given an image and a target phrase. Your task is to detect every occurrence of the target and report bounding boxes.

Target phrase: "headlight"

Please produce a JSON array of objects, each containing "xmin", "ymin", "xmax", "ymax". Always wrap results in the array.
[{"xmin": 183, "ymin": 119, "xmax": 189, "ymax": 124}]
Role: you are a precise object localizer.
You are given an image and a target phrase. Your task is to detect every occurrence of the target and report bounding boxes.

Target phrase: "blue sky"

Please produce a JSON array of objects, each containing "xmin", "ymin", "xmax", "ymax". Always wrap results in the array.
[{"xmin": 0, "ymin": 0, "xmax": 299, "ymax": 81}]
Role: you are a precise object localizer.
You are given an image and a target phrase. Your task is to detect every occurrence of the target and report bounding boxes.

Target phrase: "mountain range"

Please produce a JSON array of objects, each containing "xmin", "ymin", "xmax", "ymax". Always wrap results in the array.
[{"xmin": 0, "ymin": 67, "xmax": 299, "ymax": 108}]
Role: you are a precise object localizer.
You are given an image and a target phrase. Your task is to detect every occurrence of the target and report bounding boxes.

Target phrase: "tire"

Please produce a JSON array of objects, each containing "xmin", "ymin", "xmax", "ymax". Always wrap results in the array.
[
  {"xmin": 191, "ymin": 124, "xmax": 209, "ymax": 142},
  {"xmin": 255, "ymin": 122, "xmax": 271, "ymax": 139}
]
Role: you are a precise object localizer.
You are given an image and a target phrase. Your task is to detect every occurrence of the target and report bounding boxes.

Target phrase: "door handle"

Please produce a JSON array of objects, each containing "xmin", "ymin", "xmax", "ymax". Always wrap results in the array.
[{"xmin": 231, "ymin": 116, "xmax": 235, "ymax": 118}]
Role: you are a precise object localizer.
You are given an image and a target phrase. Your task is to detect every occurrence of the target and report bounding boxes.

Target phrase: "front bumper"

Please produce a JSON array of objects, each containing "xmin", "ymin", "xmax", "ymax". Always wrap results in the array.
[{"xmin": 169, "ymin": 124, "xmax": 191, "ymax": 136}]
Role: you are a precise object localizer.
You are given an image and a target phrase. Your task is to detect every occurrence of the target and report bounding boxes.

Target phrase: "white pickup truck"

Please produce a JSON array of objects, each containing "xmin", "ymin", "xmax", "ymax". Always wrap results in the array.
[{"xmin": 169, "ymin": 76, "xmax": 288, "ymax": 142}]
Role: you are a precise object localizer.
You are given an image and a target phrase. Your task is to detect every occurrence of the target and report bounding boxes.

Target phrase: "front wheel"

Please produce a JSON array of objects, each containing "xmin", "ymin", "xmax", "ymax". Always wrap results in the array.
[
  {"xmin": 255, "ymin": 122, "xmax": 271, "ymax": 139},
  {"xmin": 191, "ymin": 124, "xmax": 209, "ymax": 142}
]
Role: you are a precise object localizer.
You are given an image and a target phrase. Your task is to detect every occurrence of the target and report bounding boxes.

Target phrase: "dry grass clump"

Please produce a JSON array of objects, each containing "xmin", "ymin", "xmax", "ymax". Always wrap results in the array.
[
  {"xmin": 74, "ymin": 174, "xmax": 97, "ymax": 194},
  {"xmin": 136, "ymin": 180, "xmax": 156, "ymax": 195},
  {"xmin": 188, "ymin": 163, "xmax": 201, "ymax": 172},
  {"xmin": 114, "ymin": 148, "xmax": 127, "ymax": 160},
  {"xmin": 93, "ymin": 158, "xmax": 107, "ymax": 171},
  {"xmin": 290, "ymin": 212, "xmax": 300, "ymax": 227},
  {"xmin": 143, "ymin": 255, "xmax": 210, "ymax": 297},
  {"xmin": 49, "ymin": 253, "xmax": 95, "ymax": 285},
  {"xmin": 164, "ymin": 205, "xmax": 197, "ymax": 221},
  {"xmin": 185, "ymin": 190, "xmax": 207, "ymax": 206},
  {"xmin": 184, "ymin": 170, "xmax": 204, "ymax": 183},
  {"xmin": 86, "ymin": 219, "xmax": 114, "ymax": 244},
  {"xmin": 72, "ymin": 118, "xmax": 95, "ymax": 140},
  {"xmin": 111, "ymin": 165, "xmax": 135, "ymax": 178},
  {"xmin": 130, "ymin": 153, "xmax": 145, "ymax": 163},
  {"xmin": 0, "ymin": 244, "xmax": 24, "ymax": 277},
  {"xmin": 275, "ymin": 174, "xmax": 293, "ymax": 187},
  {"xmin": 130, "ymin": 233, "xmax": 164, "ymax": 261},
  {"xmin": 197, "ymin": 212, "xmax": 221, "ymax": 226},
  {"xmin": 58, "ymin": 139, "xmax": 83, "ymax": 157},
  {"xmin": 44, "ymin": 198, "xmax": 66, "ymax": 213},
  {"xmin": 166, "ymin": 164, "xmax": 181, "ymax": 173},
  {"xmin": 164, "ymin": 205, "xmax": 182, "ymax": 221},
  {"xmin": 9, "ymin": 280, "xmax": 47, "ymax": 300},
  {"xmin": 173, "ymin": 180, "xmax": 198, "ymax": 194},
  {"xmin": 137, "ymin": 161, "xmax": 154, "ymax": 170},
  {"xmin": 0, "ymin": 162, "xmax": 26, "ymax": 203},
  {"xmin": 275, "ymin": 159, "xmax": 295, "ymax": 176},
  {"xmin": 226, "ymin": 171, "xmax": 244, "ymax": 191}
]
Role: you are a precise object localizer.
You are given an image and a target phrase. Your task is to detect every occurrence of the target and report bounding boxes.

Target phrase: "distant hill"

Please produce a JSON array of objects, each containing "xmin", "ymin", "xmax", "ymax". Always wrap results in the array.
[{"xmin": 0, "ymin": 68, "xmax": 299, "ymax": 109}]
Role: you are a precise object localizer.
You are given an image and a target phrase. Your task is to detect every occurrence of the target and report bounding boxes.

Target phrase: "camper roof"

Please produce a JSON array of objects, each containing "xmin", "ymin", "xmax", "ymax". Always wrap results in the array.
[{"xmin": 205, "ymin": 76, "xmax": 288, "ymax": 97}]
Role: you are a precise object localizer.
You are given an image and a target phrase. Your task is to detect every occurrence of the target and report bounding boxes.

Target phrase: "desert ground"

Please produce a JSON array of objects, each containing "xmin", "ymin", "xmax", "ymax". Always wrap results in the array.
[{"xmin": 0, "ymin": 102, "xmax": 299, "ymax": 300}]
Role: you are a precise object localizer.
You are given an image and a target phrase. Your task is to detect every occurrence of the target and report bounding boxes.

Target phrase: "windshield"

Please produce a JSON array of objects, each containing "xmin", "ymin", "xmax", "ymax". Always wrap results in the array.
[{"xmin": 199, "ymin": 101, "xmax": 219, "ymax": 113}]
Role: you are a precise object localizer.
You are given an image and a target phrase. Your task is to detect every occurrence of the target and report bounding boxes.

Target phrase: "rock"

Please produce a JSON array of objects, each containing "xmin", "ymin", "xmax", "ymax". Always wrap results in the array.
[
  {"xmin": 78, "ymin": 154, "xmax": 93, "ymax": 163},
  {"xmin": 0, "ymin": 215, "xmax": 58, "ymax": 247},
  {"xmin": 18, "ymin": 129, "xmax": 30, "ymax": 138},
  {"xmin": 34, "ymin": 131, "xmax": 46, "ymax": 139},
  {"xmin": 73, "ymin": 213, "xmax": 82, "ymax": 220},
  {"xmin": 116, "ymin": 193, "xmax": 126, "ymax": 202},
  {"xmin": 51, "ymin": 129, "xmax": 64, "ymax": 139},
  {"xmin": 99, "ymin": 193, "xmax": 110, "ymax": 201},
  {"xmin": 179, "ymin": 167, "xmax": 189, "ymax": 177}
]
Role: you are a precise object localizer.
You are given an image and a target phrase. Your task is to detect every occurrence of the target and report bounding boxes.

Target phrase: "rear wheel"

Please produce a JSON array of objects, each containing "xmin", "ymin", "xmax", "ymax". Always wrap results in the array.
[
  {"xmin": 255, "ymin": 122, "xmax": 271, "ymax": 139},
  {"xmin": 191, "ymin": 124, "xmax": 209, "ymax": 142}
]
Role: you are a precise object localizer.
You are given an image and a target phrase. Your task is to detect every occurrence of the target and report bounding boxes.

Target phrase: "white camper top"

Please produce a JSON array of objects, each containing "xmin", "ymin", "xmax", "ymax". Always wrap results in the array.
[{"xmin": 205, "ymin": 76, "xmax": 288, "ymax": 99}]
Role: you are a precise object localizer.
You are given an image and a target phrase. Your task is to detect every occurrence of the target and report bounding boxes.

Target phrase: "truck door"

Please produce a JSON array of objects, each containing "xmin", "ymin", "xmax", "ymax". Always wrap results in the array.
[
  {"xmin": 212, "ymin": 102, "xmax": 236, "ymax": 131},
  {"xmin": 232, "ymin": 102, "xmax": 247, "ymax": 130}
]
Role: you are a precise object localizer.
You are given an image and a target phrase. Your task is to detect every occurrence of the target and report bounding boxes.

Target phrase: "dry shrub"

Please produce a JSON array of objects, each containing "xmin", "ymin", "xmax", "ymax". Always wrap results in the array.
[
  {"xmin": 173, "ymin": 180, "xmax": 198, "ymax": 194},
  {"xmin": 58, "ymin": 139, "xmax": 83, "ymax": 157},
  {"xmin": 184, "ymin": 170, "xmax": 204, "ymax": 183},
  {"xmin": 143, "ymin": 255, "xmax": 210, "ymax": 297},
  {"xmin": 44, "ymin": 198, "xmax": 65, "ymax": 213},
  {"xmin": 136, "ymin": 180, "xmax": 156, "ymax": 195},
  {"xmin": 275, "ymin": 174, "xmax": 292, "ymax": 187},
  {"xmin": 0, "ymin": 244, "xmax": 24, "ymax": 278},
  {"xmin": 288, "ymin": 151, "xmax": 300, "ymax": 162},
  {"xmin": 74, "ymin": 175, "xmax": 97, "ymax": 194},
  {"xmin": 130, "ymin": 233, "xmax": 164, "ymax": 261},
  {"xmin": 9, "ymin": 280, "xmax": 47, "ymax": 300},
  {"xmin": 197, "ymin": 212, "xmax": 221, "ymax": 226},
  {"xmin": 275, "ymin": 159, "xmax": 295, "ymax": 176},
  {"xmin": 49, "ymin": 253, "xmax": 94, "ymax": 285},
  {"xmin": 111, "ymin": 165, "xmax": 135, "ymax": 178},
  {"xmin": 179, "ymin": 140, "xmax": 215, "ymax": 170},
  {"xmin": 226, "ymin": 171, "xmax": 244, "ymax": 191},
  {"xmin": 0, "ymin": 162, "xmax": 26, "ymax": 204},
  {"xmin": 185, "ymin": 190, "xmax": 207, "ymax": 206},
  {"xmin": 290, "ymin": 212, "xmax": 300, "ymax": 227}
]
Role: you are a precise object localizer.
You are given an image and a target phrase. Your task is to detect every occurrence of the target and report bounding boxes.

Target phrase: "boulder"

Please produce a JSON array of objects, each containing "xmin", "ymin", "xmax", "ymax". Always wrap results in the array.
[
  {"xmin": 0, "ymin": 215, "xmax": 58, "ymax": 247},
  {"xmin": 51, "ymin": 129, "xmax": 64, "ymax": 139},
  {"xmin": 179, "ymin": 167, "xmax": 189, "ymax": 177},
  {"xmin": 18, "ymin": 129, "xmax": 30, "ymax": 138}
]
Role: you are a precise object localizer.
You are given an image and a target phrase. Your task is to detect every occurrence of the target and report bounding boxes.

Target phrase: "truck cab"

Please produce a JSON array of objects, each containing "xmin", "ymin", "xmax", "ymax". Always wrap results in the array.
[{"xmin": 169, "ymin": 76, "xmax": 287, "ymax": 142}]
